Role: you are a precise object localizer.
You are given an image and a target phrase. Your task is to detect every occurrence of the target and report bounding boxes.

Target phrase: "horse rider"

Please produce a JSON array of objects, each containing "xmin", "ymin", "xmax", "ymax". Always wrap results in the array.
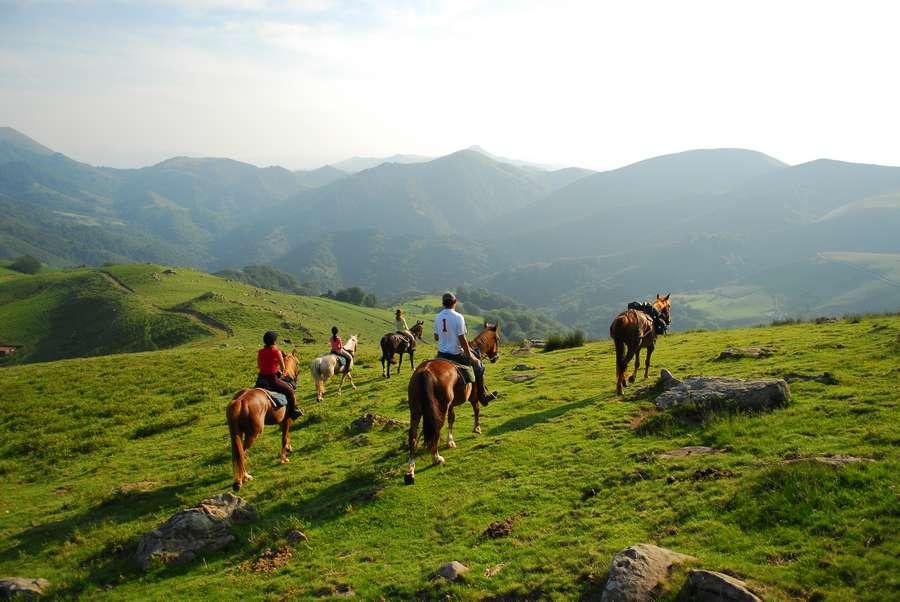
[
  {"xmin": 257, "ymin": 330, "xmax": 303, "ymax": 420},
  {"xmin": 433, "ymin": 291, "xmax": 497, "ymax": 406},
  {"xmin": 395, "ymin": 308, "xmax": 417, "ymax": 347},
  {"xmin": 330, "ymin": 326, "xmax": 354, "ymax": 375}
]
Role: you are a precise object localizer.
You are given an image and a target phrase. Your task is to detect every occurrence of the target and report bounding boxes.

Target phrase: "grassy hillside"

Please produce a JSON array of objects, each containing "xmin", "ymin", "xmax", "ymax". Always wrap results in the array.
[
  {"xmin": 0, "ymin": 264, "xmax": 427, "ymax": 365},
  {"xmin": 1, "ymin": 313, "xmax": 897, "ymax": 599}
]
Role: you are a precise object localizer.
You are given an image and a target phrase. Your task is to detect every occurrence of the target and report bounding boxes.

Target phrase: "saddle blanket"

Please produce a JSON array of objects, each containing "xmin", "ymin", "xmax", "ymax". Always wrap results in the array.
[
  {"xmin": 331, "ymin": 352, "xmax": 348, "ymax": 368},
  {"xmin": 258, "ymin": 389, "xmax": 288, "ymax": 408}
]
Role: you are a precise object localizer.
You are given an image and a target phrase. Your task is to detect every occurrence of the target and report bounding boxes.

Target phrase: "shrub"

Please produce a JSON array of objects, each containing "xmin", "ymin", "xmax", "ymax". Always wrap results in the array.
[
  {"xmin": 543, "ymin": 330, "xmax": 585, "ymax": 352},
  {"xmin": 9, "ymin": 254, "xmax": 42, "ymax": 274}
]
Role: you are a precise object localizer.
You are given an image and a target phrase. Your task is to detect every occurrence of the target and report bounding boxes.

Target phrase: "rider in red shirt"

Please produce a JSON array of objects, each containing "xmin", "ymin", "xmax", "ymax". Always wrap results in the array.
[{"xmin": 256, "ymin": 331, "xmax": 302, "ymax": 420}]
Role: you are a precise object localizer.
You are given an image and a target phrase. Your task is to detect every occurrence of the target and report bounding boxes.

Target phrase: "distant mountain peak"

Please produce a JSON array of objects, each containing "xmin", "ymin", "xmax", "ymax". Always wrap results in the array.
[{"xmin": 0, "ymin": 127, "xmax": 55, "ymax": 156}]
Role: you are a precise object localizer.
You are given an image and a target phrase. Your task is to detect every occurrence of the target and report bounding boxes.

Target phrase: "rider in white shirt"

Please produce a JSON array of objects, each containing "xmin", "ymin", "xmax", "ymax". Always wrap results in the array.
[{"xmin": 433, "ymin": 291, "xmax": 496, "ymax": 406}]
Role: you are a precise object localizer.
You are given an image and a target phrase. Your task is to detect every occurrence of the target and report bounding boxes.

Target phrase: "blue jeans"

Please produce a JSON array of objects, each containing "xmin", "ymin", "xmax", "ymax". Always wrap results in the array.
[{"xmin": 437, "ymin": 351, "xmax": 486, "ymax": 396}]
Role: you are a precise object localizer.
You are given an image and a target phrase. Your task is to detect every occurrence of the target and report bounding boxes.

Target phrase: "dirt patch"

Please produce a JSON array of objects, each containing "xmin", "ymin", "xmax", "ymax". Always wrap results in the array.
[
  {"xmin": 691, "ymin": 467, "xmax": 736, "ymax": 480},
  {"xmin": 484, "ymin": 563, "xmax": 506, "ymax": 577},
  {"xmin": 240, "ymin": 545, "xmax": 293, "ymax": 574},
  {"xmin": 482, "ymin": 512, "xmax": 526, "ymax": 539},
  {"xmin": 510, "ymin": 347, "xmax": 533, "ymax": 356},
  {"xmin": 629, "ymin": 408, "xmax": 659, "ymax": 429},
  {"xmin": 115, "ymin": 481, "xmax": 157, "ymax": 495},
  {"xmin": 716, "ymin": 346, "xmax": 776, "ymax": 360},
  {"xmin": 784, "ymin": 372, "xmax": 838, "ymax": 385},
  {"xmin": 349, "ymin": 413, "xmax": 406, "ymax": 433}
]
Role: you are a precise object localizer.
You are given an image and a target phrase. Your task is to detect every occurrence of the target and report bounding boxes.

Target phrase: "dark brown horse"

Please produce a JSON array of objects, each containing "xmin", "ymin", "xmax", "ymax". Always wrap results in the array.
[
  {"xmin": 380, "ymin": 320, "xmax": 425, "ymax": 378},
  {"xmin": 609, "ymin": 294, "xmax": 671, "ymax": 395},
  {"xmin": 226, "ymin": 350, "xmax": 301, "ymax": 491},
  {"xmin": 404, "ymin": 322, "xmax": 501, "ymax": 484}
]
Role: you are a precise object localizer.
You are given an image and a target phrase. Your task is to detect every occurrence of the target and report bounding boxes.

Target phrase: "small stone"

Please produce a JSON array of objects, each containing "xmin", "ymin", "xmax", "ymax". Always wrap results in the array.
[
  {"xmin": 659, "ymin": 368, "xmax": 682, "ymax": 390},
  {"xmin": 716, "ymin": 346, "xmax": 775, "ymax": 360},
  {"xmin": 285, "ymin": 529, "xmax": 307, "ymax": 543},
  {"xmin": 436, "ymin": 561, "xmax": 469, "ymax": 581},
  {"xmin": 350, "ymin": 413, "xmax": 406, "ymax": 433},
  {"xmin": 0, "ymin": 577, "xmax": 50, "ymax": 598},
  {"xmin": 681, "ymin": 569, "xmax": 762, "ymax": 601},
  {"xmin": 505, "ymin": 373, "xmax": 537, "ymax": 383},
  {"xmin": 513, "ymin": 364, "xmax": 534, "ymax": 371}
]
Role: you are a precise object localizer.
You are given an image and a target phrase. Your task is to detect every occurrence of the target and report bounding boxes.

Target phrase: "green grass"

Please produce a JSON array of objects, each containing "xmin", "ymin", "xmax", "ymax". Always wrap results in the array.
[{"xmin": 1, "ymin": 270, "xmax": 898, "ymax": 599}]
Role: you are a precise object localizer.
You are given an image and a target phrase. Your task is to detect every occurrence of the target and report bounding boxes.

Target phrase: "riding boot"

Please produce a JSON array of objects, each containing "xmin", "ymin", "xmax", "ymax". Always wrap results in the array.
[
  {"xmin": 288, "ymin": 403, "xmax": 304, "ymax": 421},
  {"xmin": 475, "ymin": 376, "xmax": 498, "ymax": 406}
]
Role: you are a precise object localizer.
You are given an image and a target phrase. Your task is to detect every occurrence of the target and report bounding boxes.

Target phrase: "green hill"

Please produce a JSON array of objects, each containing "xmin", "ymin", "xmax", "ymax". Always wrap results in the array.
[
  {"xmin": 0, "ymin": 264, "xmax": 430, "ymax": 365},
  {"xmin": 0, "ymin": 310, "xmax": 896, "ymax": 599}
]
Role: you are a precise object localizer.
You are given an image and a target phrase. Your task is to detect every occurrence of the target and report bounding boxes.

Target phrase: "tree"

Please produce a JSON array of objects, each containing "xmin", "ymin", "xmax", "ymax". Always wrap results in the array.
[{"xmin": 9, "ymin": 254, "xmax": 41, "ymax": 274}]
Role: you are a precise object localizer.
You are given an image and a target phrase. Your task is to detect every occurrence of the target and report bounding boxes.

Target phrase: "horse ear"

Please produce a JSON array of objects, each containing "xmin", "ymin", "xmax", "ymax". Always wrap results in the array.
[
  {"xmin": 656, "ymin": 293, "xmax": 661, "ymax": 300},
  {"xmin": 664, "ymin": 293, "xmax": 670, "ymax": 301},
  {"xmin": 291, "ymin": 347, "xmax": 298, "ymax": 357}
]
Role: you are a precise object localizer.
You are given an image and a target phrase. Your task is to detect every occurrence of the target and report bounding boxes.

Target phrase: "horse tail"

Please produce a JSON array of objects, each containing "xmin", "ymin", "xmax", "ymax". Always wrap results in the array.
[
  {"xmin": 309, "ymin": 358, "xmax": 319, "ymax": 384},
  {"xmin": 226, "ymin": 396, "xmax": 246, "ymax": 491},
  {"xmin": 417, "ymin": 370, "xmax": 442, "ymax": 454}
]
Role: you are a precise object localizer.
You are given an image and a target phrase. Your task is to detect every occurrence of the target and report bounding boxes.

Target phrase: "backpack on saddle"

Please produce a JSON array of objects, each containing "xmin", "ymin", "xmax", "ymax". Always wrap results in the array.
[{"xmin": 627, "ymin": 301, "xmax": 668, "ymax": 335}]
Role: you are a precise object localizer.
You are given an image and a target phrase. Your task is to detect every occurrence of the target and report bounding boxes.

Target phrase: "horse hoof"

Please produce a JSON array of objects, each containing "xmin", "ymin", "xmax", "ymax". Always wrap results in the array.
[
  {"xmin": 447, "ymin": 440, "xmax": 457, "ymax": 449},
  {"xmin": 281, "ymin": 458, "xmax": 289, "ymax": 464},
  {"xmin": 433, "ymin": 455, "xmax": 445, "ymax": 465},
  {"xmin": 473, "ymin": 426, "xmax": 482, "ymax": 435},
  {"xmin": 404, "ymin": 473, "xmax": 415, "ymax": 485},
  {"xmin": 232, "ymin": 482, "xmax": 241, "ymax": 492},
  {"xmin": 244, "ymin": 473, "xmax": 254, "ymax": 481}
]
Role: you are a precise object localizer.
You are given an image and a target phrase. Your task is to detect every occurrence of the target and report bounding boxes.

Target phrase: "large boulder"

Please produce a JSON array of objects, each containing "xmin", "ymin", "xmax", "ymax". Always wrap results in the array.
[
  {"xmin": 135, "ymin": 493, "xmax": 257, "ymax": 571},
  {"xmin": 0, "ymin": 577, "xmax": 50, "ymax": 599},
  {"xmin": 655, "ymin": 377, "xmax": 790, "ymax": 412},
  {"xmin": 659, "ymin": 369, "xmax": 682, "ymax": 390},
  {"xmin": 602, "ymin": 544, "xmax": 696, "ymax": 602},
  {"xmin": 680, "ymin": 570, "xmax": 761, "ymax": 601}
]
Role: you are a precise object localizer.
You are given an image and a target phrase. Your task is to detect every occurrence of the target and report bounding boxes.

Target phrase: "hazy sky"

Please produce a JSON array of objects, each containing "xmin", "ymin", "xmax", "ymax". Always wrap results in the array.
[{"xmin": 2, "ymin": 0, "xmax": 899, "ymax": 170}]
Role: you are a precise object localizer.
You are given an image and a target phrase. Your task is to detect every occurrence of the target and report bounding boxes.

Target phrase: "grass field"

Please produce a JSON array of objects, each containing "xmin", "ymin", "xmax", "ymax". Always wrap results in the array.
[{"xmin": 1, "ymin": 275, "xmax": 898, "ymax": 600}]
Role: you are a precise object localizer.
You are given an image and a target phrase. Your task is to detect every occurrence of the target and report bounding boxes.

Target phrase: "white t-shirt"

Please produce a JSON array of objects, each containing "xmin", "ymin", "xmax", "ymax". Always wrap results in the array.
[{"xmin": 434, "ymin": 308, "xmax": 467, "ymax": 354}]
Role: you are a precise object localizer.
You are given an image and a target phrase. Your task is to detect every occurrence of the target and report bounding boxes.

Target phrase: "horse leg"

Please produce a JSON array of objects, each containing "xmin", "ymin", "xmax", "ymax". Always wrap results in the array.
[
  {"xmin": 446, "ymin": 406, "xmax": 457, "ymax": 448},
  {"xmin": 630, "ymin": 346, "xmax": 640, "ymax": 384},
  {"xmin": 644, "ymin": 344, "xmax": 654, "ymax": 380},
  {"xmin": 470, "ymin": 391, "xmax": 481, "ymax": 434},
  {"xmin": 381, "ymin": 354, "xmax": 387, "ymax": 378},
  {"xmin": 348, "ymin": 371, "xmax": 357, "ymax": 391},
  {"xmin": 280, "ymin": 419, "xmax": 290, "ymax": 464},
  {"xmin": 405, "ymin": 406, "xmax": 421, "ymax": 484},
  {"xmin": 242, "ymin": 426, "xmax": 262, "ymax": 480},
  {"xmin": 621, "ymin": 342, "xmax": 638, "ymax": 388}
]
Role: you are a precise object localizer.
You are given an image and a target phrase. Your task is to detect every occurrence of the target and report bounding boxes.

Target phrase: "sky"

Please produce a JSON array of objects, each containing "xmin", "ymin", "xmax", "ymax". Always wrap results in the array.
[{"xmin": 1, "ymin": 0, "xmax": 899, "ymax": 171}]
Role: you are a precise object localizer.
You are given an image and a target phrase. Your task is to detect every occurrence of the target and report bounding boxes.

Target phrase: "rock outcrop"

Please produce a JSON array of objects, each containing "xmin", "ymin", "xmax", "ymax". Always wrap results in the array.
[
  {"xmin": 655, "ymin": 377, "xmax": 790, "ymax": 412},
  {"xmin": 680, "ymin": 569, "xmax": 761, "ymax": 601},
  {"xmin": 717, "ymin": 347, "xmax": 775, "ymax": 360},
  {"xmin": 601, "ymin": 543, "xmax": 696, "ymax": 601},
  {"xmin": 135, "ymin": 493, "xmax": 257, "ymax": 571},
  {"xmin": 0, "ymin": 577, "xmax": 50, "ymax": 599}
]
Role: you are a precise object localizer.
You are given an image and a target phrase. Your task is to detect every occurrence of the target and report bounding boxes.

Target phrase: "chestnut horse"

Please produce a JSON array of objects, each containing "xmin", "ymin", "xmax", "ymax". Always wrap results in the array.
[
  {"xmin": 226, "ymin": 349, "xmax": 301, "ymax": 491},
  {"xmin": 310, "ymin": 335, "xmax": 358, "ymax": 402},
  {"xmin": 380, "ymin": 320, "xmax": 425, "ymax": 378},
  {"xmin": 609, "ymin": 294, "xmax": 671, "ymax": 395},
  {"xmin": 404, "ymin": 322, "xmax": 501, "ymax": 484}
]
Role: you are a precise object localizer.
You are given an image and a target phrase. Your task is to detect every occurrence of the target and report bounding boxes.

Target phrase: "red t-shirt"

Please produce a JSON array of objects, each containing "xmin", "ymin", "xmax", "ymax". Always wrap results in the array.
[
  {"xmin": 330, "ymin": 336, "xmax": 343, "ymax": 352},
  {"xmin": 257, "ymin": 345, "xmax": 282, "ymax": 375}
]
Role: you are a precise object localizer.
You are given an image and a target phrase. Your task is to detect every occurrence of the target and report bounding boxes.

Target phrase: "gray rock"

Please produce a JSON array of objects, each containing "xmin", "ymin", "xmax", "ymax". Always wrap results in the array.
[
  {"xmin": 435, "ymin": 561, "xmax": 469, "ymax": 581},
  {"xmin": 602, "ymin": 543, "xmax": 696, "ymax": 602},
  {"xmin": 785, "ymin": 454, "xmax": 874, "ymax": 467},
  {"xmin": 285, "ymin": 529, "xmax": 308, "ymax": 543},
  {"xmin": 135, "ymin": 492, "xmax": 257, "ymax": 571},
  {"xmin": 784, "ymin": 372, "xmax": 837, "ymax": 385},
  {"xmin": 505, "ymin": 373, "xmax": 537, "ymax": 383},
  {"xmin": 717, "ymin": 347, "xmax": 775, "ymax": 360},
  {"xmin": 659, "ymin": 369, "xmax": 682, "ymax": 390},
  {"xmin": 513, "ymin": 364, "xmax": 534, "ymax": 371},
  {"xmin": 350, "ymin": 413, "xmax": 406, "ymax": 432},
  {"xmin": 655, "ymin": 377, "xmax": 790, "ymax": 412},
  {"xmin": 681, "ymin": 570, "xmax": 761, "ymax": 601},
  {"xmin": 0, "ymin": 577, "xmax": 50, "ymax": 599}
]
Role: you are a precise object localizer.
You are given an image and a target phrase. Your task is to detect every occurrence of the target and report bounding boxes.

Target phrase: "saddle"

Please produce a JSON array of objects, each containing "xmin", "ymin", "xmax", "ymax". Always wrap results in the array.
[
  {"xmin": 253, "ymin": 375, "xmax": 292, "ymax": 408},
  {"xmin": 330, "ymin": 352, "xmax": 348, "ymax": 368},
  {"xmin": 437, "ymin": 354, "xmax": 477, "ymax": 384},
  {"xmin": 627, "ymin": 301, "xmax": 667, "ymax": 335}
]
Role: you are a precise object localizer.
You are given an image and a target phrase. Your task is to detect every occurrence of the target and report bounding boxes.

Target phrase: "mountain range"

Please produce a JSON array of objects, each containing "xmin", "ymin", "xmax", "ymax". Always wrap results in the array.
[{"xmin": 1, "ymin": 125, "xmax": 898, "ymax": 335}]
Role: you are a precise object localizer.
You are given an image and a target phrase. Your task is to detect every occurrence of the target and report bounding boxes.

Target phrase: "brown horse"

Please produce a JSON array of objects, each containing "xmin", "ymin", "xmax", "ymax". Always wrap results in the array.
[
  {"xmin": 404, "ymin": 322, "xmax": 501, "ymax": 484},
  {"xmin": 226, "ymin": 350, "xmax": 301, "ymax": 491},
  {"xmin": 609, "ymin": 294, "xmax": 671, "ymax": 395},
  {"xmin": 380, "ymin": 320, "xmax": 424, "ymax": 378}
]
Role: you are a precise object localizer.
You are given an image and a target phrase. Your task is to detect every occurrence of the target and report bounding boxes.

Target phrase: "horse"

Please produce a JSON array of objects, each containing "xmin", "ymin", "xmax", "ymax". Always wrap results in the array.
[
  {"xmin": 310, "ymin": 334, "xmax": 358, "ymax": 402},
  {"xmin": 404, "ymin": 322, "xmax": 501, "ymax": 484},
  {"xmin": 609, "ymin": 294, "xmax": 671, "ymax": 395},
  {"xmin": 380, "ymin": 320, "xmax": 425, "ymax": 378},
  {"xmin": 226, "ymin": 349, "xmax": 301, "ymax": 491}
]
